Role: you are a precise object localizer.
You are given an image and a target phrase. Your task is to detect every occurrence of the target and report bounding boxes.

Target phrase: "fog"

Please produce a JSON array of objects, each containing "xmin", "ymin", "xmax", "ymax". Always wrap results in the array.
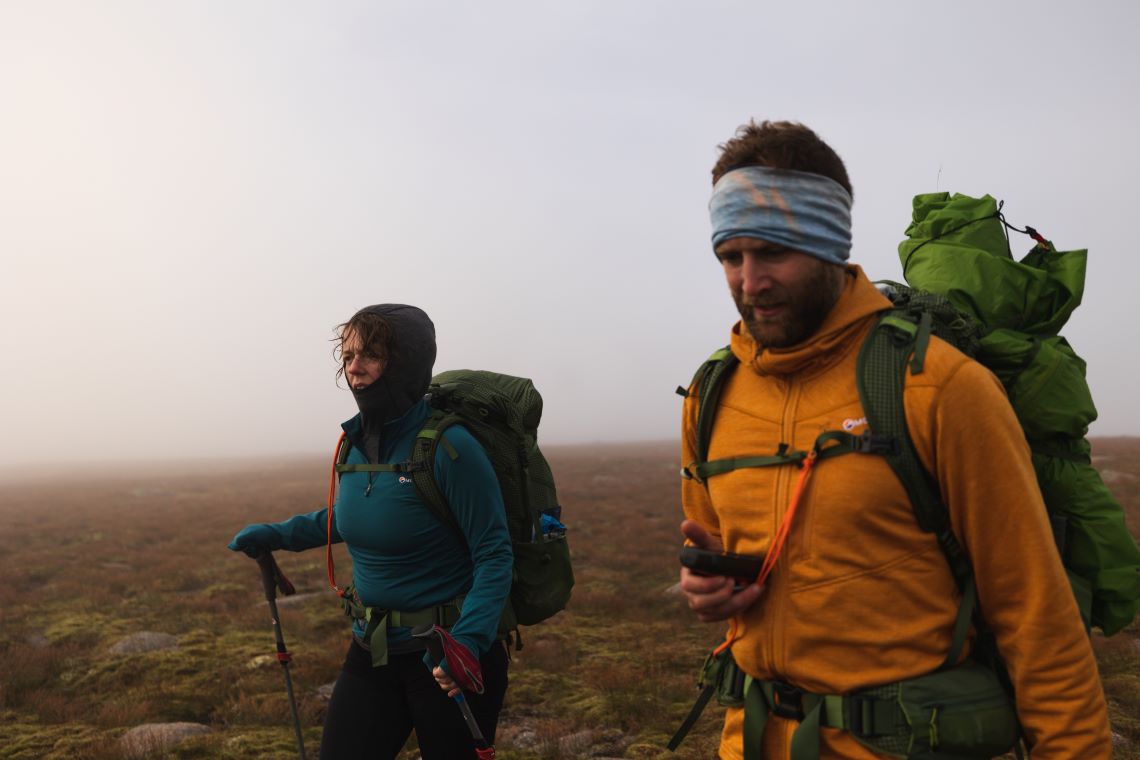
[{"xmin": 2, "ymin": 1, "xmax": 1137, "ymax": 472}]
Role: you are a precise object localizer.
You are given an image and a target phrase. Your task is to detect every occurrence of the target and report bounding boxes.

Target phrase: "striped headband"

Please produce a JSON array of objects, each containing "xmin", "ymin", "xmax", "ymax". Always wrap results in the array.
[{"xmin": 709, "ymin": 166, "xmax": 853, "ymax": 264}]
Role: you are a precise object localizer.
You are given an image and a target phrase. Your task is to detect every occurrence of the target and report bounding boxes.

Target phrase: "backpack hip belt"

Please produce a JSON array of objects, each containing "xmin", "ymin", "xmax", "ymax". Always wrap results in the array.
[
  {"xmin": 340, "ymin": 585, "xmax": 464, "ymax": 667},
  {"xmin": 677, "ymin": 649, "xmax": 1018, "ymax": 760}
]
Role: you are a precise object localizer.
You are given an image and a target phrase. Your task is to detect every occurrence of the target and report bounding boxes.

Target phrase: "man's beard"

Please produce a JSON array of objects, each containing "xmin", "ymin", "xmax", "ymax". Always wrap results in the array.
[{"xmin": 733, "ymin": 262, "xmax": 843, "ymax": 349}]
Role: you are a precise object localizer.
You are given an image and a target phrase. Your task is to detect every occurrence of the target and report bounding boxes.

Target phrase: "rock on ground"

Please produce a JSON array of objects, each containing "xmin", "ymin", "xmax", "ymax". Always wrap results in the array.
[
  {"xmin": 109, "ymin": 632, "xmax": 179, "ymax": 655},
  {"xmin": 120, "ymin": 722, "xmax": 211, "ymax": 758}
]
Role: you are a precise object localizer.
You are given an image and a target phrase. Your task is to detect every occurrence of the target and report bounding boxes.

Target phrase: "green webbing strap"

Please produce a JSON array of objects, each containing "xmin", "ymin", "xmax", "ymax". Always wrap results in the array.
[
  {"xmin": 688, "ymin": 430, "xmax": 896, "ymax": 482},
  {"xmin": 742, "ymin": 677, "xmax": 769, "ymax": 760},
  {"xmin": 417, "ymin": 427, "xmax": 459, "ymax": 461},
  {"xmin": 742, "ymin": 676, "xmax": 907, "ymax": 760},
  {"xmin": 334, "ymin": 461, "xmax": 423, "ymax": 474},
  {"xmin": 668, "ymin": 649, "xmax": 736, "ymax": 750},
  {"xmin": 353, "ymin": 597, "xmax": 464, "ymax": 667},
  {"xmin": 789, "ymin": 694, "xmax": 823, "ymax": 760},
  {"xmin": 877, "ymin": 314, "xmax": 917, "ymax": 338},
  {"xmin": 667, "ymin": 682, "xmax": 717, "ymax": 751},
  {"xmin": 1030, "ymin": 438, "xmax": 1092, "ymax": 464},
  {"xmin": 910, "ymin": 309, "xmax": 934, "ymax": 375},
  {"xmin": 943, "ymin": 572, "xmax": 978, "ymax": 670},
  {"xmin": 692, "ymin": 451, "xmax": 807, "ymax": 480}
]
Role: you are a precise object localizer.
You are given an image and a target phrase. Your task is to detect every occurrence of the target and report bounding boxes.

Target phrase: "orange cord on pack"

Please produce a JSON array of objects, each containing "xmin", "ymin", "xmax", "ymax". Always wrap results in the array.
[
  {"xmin": 711, "ymin": 448, "xmax": 819, "ymax": 657},
  {"xmin": 327, "ymin": 431, "xmax": 347, "ymax": 597}
]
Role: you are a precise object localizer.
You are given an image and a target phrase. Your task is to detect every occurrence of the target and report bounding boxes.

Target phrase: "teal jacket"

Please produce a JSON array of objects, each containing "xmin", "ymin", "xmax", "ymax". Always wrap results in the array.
[{"xmin": 267, "ymin": 398, "xmax": 512, "ymax": 657}]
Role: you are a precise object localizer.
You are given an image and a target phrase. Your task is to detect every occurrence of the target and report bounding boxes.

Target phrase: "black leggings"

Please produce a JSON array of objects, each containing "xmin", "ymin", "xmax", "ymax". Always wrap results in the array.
[{"xmin": 319, "ymin": 638, "xmax": 509, "ymax": 760}]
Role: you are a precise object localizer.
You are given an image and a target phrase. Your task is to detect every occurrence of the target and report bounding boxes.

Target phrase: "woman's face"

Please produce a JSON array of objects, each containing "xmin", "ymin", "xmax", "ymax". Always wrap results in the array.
[{"xmin": 340, "ymin": 329, "xmax": 386, "ymax": 390}]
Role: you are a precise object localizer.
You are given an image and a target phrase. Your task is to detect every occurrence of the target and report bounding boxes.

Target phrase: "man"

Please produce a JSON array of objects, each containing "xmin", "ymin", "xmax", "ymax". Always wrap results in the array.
[{"xmin": 678, "ymin": 120, "xmax": 1111, "ymax": 758}]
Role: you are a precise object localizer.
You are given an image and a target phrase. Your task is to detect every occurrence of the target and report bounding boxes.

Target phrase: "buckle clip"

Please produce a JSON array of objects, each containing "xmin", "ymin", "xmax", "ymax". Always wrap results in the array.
[
  {"xmin": 770, "ymin": 681, "xmax": 805, "ymax": 721},
  {"xmin": 845, "ymin": 694, "xmax": 886, "ymax": 737},
  {"xmin": 853, "ymin": 430, "xmax": 899, "ymax": 456}
]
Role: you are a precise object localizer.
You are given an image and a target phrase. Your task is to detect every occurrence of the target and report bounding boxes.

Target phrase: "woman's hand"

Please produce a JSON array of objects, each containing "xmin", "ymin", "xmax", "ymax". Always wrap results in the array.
[{"xmin": 432, "ymin": 665, "xmax": 461, "ymax": 698}]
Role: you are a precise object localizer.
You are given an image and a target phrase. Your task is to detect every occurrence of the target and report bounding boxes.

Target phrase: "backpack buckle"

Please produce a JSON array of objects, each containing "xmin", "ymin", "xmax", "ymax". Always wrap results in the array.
[
  {"xmin": 853, "ymin": 430, "xmax": 898, "ymax": 456},
  {"xmin": 770, "ymin": 681, "xmax": 805, "ymax": 720},
  {"xmin": 844, "ymin": 694, "xmax": 885, "ymax": 737}
]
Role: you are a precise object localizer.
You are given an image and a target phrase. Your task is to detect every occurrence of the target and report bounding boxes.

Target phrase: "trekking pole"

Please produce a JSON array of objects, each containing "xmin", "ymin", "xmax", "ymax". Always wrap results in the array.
[
  {"xmin": 411, "ymin": 624, "xmax": 496, "ymax": 760},
  {"xmin": 255, "ymin": 552, "xmax": 308, "ymax": 760}
]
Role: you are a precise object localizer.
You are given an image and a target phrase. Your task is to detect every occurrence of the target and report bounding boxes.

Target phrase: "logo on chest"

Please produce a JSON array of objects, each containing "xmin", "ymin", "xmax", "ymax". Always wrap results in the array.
[
  {"xmin": 842, "ymin": 416, "xmax": 868, "ymax": 432},
  {"xmin": 398, "ymin": 475, "xmax": 413, "ymax": 485}
]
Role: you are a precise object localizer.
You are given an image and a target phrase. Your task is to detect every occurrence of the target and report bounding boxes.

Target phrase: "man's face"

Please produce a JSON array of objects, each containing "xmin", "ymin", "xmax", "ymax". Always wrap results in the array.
[
  {"xmin": 716, "ymin": 237, "xmax": 843, "ymax": 348},
  {"xmin": 341, "ymin": 329, "xmax": 386, "ymax": 390}
]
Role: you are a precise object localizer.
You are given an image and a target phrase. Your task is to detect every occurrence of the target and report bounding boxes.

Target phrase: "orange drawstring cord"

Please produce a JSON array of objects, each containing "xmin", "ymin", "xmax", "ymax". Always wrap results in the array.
[
  {"xmin": 713, "ymin": 619, "xmax": 738, "ymax": 657},
  {"xmin": 327, "ymin": 431, "xmax": 347, "ymax": 596},
  {"xmin": 756, "ymin": 448, "xmax": 817, "ymax": 589},
  {"xmin": 712, "ymin": 448, "xmax": 819, "ymax": 657}
]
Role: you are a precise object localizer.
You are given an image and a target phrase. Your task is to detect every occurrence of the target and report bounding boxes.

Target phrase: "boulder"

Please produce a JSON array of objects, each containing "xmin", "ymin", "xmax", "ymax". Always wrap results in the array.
[{"xmin": 120, "ymin": 722, "xmax": 211, "ymax": 758}]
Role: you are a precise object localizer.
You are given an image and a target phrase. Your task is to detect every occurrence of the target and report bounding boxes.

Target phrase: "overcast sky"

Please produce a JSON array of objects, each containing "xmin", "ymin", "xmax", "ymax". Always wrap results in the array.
[{"xmin": 1, "ymin": 1, "xmax": 1136, "ymax": 471}]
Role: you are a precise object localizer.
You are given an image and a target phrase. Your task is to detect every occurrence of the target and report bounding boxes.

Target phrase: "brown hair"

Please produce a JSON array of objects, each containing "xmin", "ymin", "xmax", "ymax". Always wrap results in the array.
[
  {"xmin": 333, "ymin": 310, "xmax": 393, "ymax": 385},
  {"xmin": 711, "ymin": 120, "xmax": 852, "ymax": 199}
]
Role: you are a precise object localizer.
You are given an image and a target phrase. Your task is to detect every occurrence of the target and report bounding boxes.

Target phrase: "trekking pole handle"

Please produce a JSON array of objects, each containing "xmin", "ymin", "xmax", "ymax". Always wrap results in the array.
[
  {"xmin": 421, "ymin": 628, "xmax": 446, "ymax": 664},
  {"xmin": 411, "ymin": 624, "xmax": 491, "ymax": 751},
  {"xmin": 255, "ymin": 551, "xmax": 296, "ymax": 599}
]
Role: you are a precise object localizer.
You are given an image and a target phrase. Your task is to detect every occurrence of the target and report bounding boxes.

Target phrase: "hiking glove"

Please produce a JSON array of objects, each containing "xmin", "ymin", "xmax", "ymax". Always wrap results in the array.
[{"xmin": 228, "ymin": 524, "xmax": 283, "ymax": 558}]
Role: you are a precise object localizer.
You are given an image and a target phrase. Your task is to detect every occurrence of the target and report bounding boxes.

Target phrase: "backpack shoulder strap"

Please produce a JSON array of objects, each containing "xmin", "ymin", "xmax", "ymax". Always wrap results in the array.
[
  {"xmin": 856, "ymin": 311, "xmax": 943, "ymax": 532},
  {"xmin": 694, "ymin": 347, "xmax": 739, "ymax": 466},
  {"xmin": 675, "ymin": 346, "xmax": 738, "ymax": 474},
  {"xmin": 856, "ymin": 309, "xmax": 976, "ymax": 668},
  {"xmin": 408, "ymin": 411, "xmax": 466, "ymax": 544}
]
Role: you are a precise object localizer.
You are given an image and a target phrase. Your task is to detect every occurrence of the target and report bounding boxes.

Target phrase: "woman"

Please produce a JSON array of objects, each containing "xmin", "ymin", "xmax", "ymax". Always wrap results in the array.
[{"xmin": 229, "ymin": 304, "xmax": 513, "ymax": 759}]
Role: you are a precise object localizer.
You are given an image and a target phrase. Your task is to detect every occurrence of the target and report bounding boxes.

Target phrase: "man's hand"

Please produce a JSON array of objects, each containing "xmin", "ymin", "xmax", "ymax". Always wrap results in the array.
[{"xmin": 679, "ymin": 519, "xmax": 763, "ymax": 622}]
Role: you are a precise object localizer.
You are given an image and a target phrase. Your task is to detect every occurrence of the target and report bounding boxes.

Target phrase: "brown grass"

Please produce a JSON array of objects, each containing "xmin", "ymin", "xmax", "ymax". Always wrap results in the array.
[{"xmin": 0, "ymin": 440, "xmax": 1136, "ymax": 759}]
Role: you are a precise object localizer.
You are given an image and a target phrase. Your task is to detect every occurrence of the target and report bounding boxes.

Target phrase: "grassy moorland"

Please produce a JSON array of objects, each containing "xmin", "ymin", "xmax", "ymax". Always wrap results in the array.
[{"xmin": 0, "ymin": 439, "xmax": 1137, "ymax": 759}]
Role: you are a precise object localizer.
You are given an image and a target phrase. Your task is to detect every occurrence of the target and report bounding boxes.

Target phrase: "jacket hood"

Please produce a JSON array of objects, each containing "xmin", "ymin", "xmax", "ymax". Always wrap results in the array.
[
  {"xmin": 730, "ymin": 265, "xmax": 891, "ymax": 377},
  {"xmin": 350, "ymin": 304, "xmax": 436, "ymax": 431}
]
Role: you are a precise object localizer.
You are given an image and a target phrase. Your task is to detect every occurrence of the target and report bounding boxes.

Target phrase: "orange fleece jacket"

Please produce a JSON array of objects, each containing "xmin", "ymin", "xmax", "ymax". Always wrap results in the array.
[{"xmin": 681, "ymin": 266, "xmax": 1110, "ymax": 759}]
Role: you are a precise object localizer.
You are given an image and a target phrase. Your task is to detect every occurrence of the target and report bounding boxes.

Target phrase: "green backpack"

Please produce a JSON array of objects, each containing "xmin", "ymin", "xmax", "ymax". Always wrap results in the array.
[
  {"xmin": 670, "ymin": 194, "xmax": 1140, "ymax": 758},
  {"xmin": 336, "ymin": 369, "xmax": 573, "ymax": 643}
]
